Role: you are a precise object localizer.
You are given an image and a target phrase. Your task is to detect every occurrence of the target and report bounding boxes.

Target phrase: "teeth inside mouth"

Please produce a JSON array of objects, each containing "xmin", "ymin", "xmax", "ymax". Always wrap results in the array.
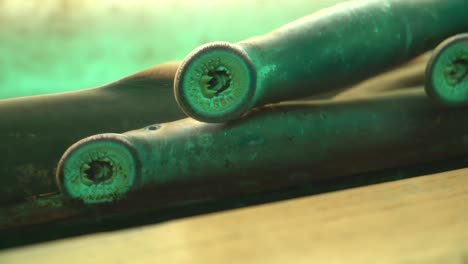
[
  {"xmin": 81, "ymin": 159, "xmax": 114, "ymax": 184},
  {"xmin": 200, "ymin": 66, "xmax": 232, "ymax": 98},
  {"xmin": 444, "ymin": 54, "xmax": 468, "ymax": 86}
]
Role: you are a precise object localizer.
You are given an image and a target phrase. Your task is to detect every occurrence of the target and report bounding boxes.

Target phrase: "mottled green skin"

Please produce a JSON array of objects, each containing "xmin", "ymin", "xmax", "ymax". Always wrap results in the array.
[
  {"xmin": 0, "ymin": 58, "xmax": 425, "ymax": 205},
  {"xmin": 336, "ymin": 55, "xmax": 427, "ymax": 99},
  {"xmin": 0, "ymin": 62, "xmax": 185, "ymax": 205},
  {"xmin": 58, "ymin": 88, "xmax": 468, "ymax": 204},
  {"xmin": 175, "ymin": 0, "xmax": 468, "ymax": 123},
  {"xmin": 425, "ymin": 34, "xmax": 468, "ymax": 106}
]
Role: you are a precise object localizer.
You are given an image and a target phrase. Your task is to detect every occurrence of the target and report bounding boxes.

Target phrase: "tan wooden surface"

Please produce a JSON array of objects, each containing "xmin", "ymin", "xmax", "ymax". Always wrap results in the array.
[{"xmin": 1, "ymin": 168, "xmax": 468, "ymax": 264}]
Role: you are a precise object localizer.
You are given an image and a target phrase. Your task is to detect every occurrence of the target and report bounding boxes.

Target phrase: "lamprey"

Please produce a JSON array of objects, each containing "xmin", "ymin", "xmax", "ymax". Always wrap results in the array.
[
  {"xmin": 0, "ymin": 60, "xmax": 427, "ymax": 205},
  {"xmin": 425, "ymin": 33, "xmax": 468, "ymax": 106},
  {"xmin": 58, "ymin": 88, "xmax": 468, "ymax": 204},
  {"xmin": 0, "ymin": 61, "xmax": 184, "ymax": 205},
  {"xmin": 174, "ymin": 0, "xmax": 468, "ymax": 123},
  {"xmin": 336, "ymin": 54, "xmax": 428, "ymax": 99}
]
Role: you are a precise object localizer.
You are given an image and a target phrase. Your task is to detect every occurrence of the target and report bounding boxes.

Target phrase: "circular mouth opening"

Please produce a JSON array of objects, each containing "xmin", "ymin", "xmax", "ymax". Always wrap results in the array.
[
  {"xmin": 174, "ymin": 42, "xmax": 257, "ymax": 123},
  {"xmin": 444, "ymin": 55, "xmax": 468, "ymax": 86},
  {"xmin": 82, "ymin": 160, "xmax": 113, "ymax": 184},
  {"xmin": 425, "ymin": 33, "xmax": 468, "ymax": 106},
  {"xmin": 57, "ymin": 133, "xmax": 140, "ymax": 204},
  {"xmin": 200, "ymin": 66, "xmax": 232, "ymax": 98}
]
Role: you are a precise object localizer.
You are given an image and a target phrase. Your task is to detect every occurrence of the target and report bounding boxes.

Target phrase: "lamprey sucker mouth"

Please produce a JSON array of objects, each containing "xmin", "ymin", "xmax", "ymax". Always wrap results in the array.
[
  {"xmin": 57, "ymin": 134, "xmax": 140, "ymax": 204},
  {"xmin": 174, "ymin": 0, "xmax": 468, "ymax": 123},
  {"xmin": 426, "ymin": 33, "xmax": 468, "ymax": 106}
]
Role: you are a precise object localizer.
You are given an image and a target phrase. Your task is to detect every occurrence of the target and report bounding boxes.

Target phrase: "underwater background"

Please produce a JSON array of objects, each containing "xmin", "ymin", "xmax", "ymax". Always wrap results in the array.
[{"xmin": 0, "ymin": 0, "xmax": 343, "ymax": 99}]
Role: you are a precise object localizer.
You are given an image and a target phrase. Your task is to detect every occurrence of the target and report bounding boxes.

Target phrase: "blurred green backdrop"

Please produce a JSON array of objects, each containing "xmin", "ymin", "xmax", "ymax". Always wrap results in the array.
[{"xmin": 0, "ymin": 0, "xmax": 344, "ymax": 99}]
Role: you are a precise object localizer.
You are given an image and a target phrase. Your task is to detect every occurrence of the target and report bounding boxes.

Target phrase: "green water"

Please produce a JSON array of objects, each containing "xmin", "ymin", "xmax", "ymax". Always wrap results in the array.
[{"xmin": 0, "ymin": 0, "xmax": 343, "ymax": 99}]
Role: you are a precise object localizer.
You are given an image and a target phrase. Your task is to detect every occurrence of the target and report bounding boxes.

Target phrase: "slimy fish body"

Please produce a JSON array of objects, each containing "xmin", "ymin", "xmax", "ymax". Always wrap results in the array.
[
  {"xmin": 0, "ymin": 62, "xmax": 184, "ymax": 204},
  {"xmin": 58, "ymin": 88, "xmax": 468, "ymax": 204},
  {"xmin": 174, "ymin": 0, "xmax": 468, "ymax": 123}
]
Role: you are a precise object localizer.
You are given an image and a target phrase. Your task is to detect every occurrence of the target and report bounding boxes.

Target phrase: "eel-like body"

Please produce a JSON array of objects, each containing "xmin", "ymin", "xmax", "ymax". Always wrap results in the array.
[
  {"xmin": 0, "ymin": 61, "xmax": 185, "ymax": 204},
  {"xmin": 0, "ymin": 57, "xmax": 427, "ymax": 205},
  {"xmin": 57, "ymin": 88, "xmax": 468, "ymax": 204},
  {"xmin": 174, "ymin": 0, "xmax": 468, "ymax": 122}
]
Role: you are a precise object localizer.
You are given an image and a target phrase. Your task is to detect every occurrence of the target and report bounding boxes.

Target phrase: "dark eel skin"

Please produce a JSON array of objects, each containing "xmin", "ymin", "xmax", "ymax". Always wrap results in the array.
[
  {"xmin": 0, "ymin": 61, "xmax": 185, "ymax": 205},
  {"xmin": 57, "ymin": 87, "xmax": 468, "ymax": 204},
  {"xmin": 0, "ymin": 59, "xmax": 425, "ymax": 205},
  {"xmin": 336, "ymin": 54, "xmax": 427, "ymax": 99},
  {"xmin": 174, "ymin": 0, "xmax": 468, "ymax": 123}
]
